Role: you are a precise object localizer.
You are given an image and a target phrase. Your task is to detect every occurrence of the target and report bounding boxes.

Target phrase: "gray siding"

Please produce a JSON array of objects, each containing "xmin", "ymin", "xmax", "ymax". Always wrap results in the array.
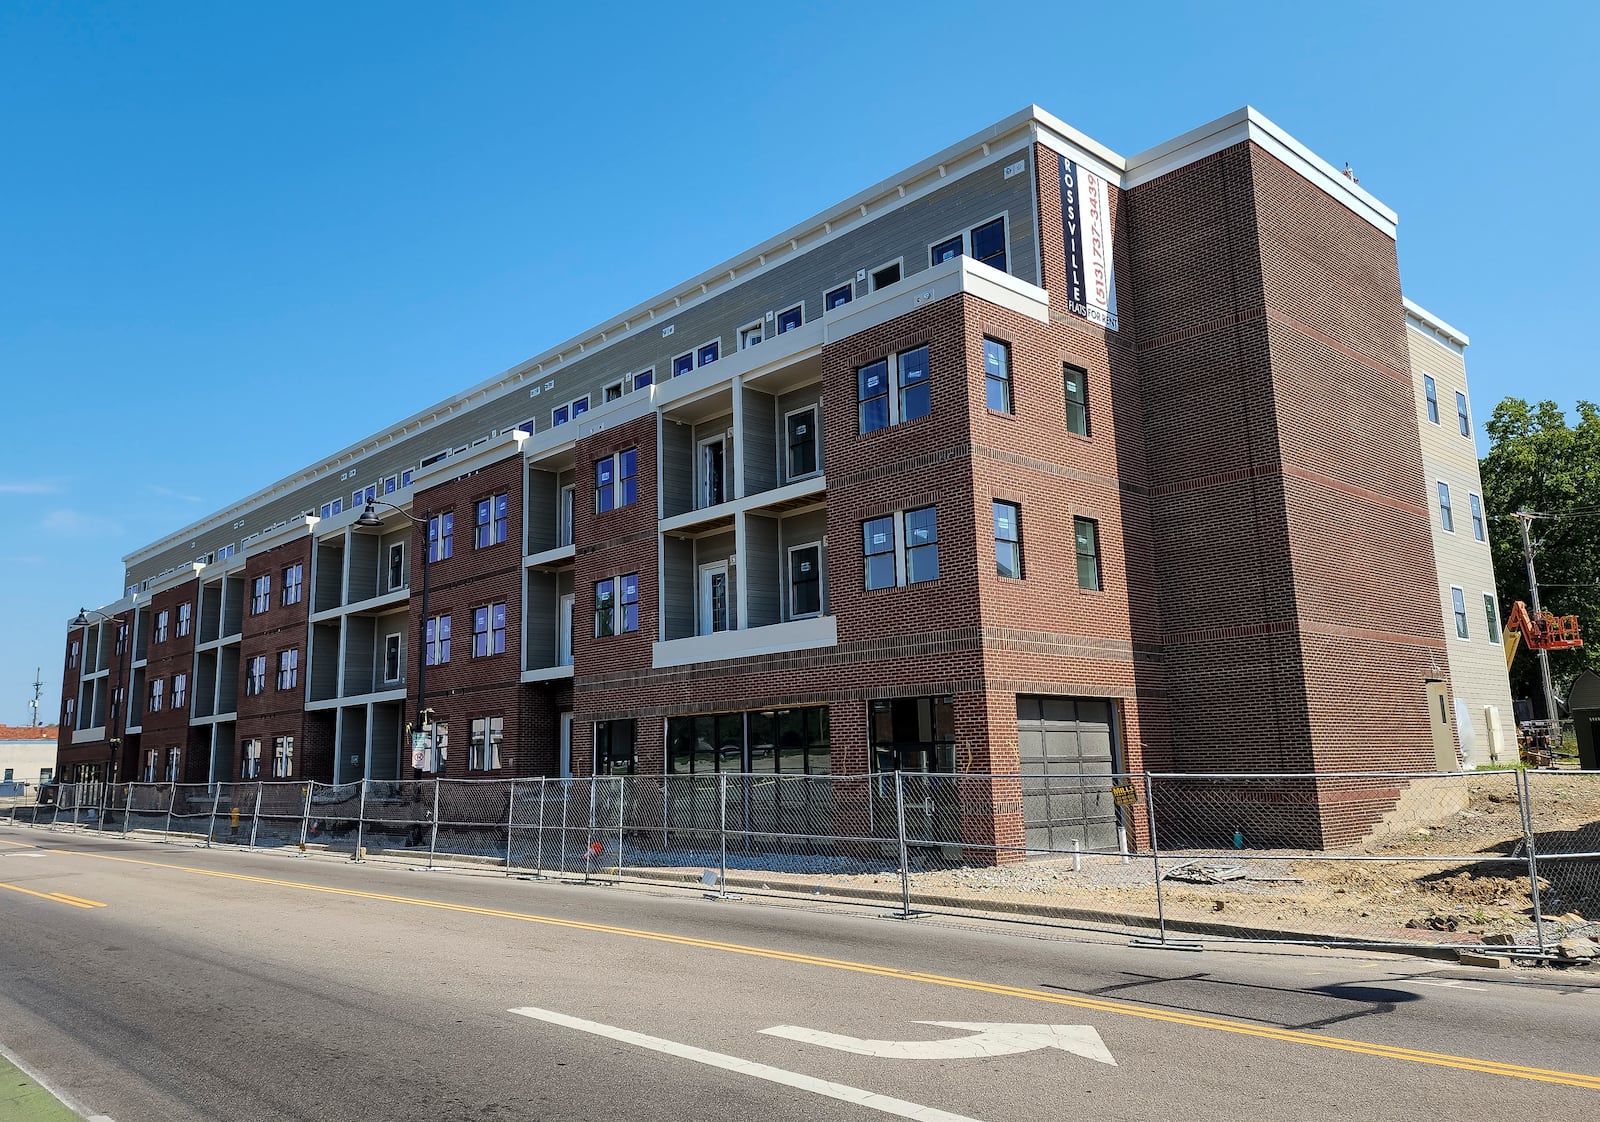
[
  {"xmin": 216, "ymin": 646, "xmax": 239, "ymax": 714},
  {"xmin": 310, "ymin": 623, "xmax": 340, "ymax": 702},
  {"xmin": 339, "ymin": 707, "xmax": 367, "ymax": 780},
  {"xmin": 745, "ymin": 515, "xmax": 781, "ymax": 628},
  {"xmin": 663, "ymin": 536, "xmax": 695, "ymax": 640},
  {"xmin": 346, "ymin": 530, "xmax": 379, "ymax": 603},
  {"xmin": 526, "ymin": 467, "xmax": 559, "ymax": 554},
  {"xmin": 742, "ymin": 387, "xmax": 777, "ymax": 496},
  {"xmin": 661, "ymin": 419, "xmax": 693, "ymax": 518},
  {"xmin": 524, "ymin": 569, "xmax": 558, "ymax": 668},
  {"xmin": 314, "ymin": 542, "xmax": 344, "ymax": 613},
  {"xmin": 370, "ymin": 704, "xmax": 403, "ymax": 781},
  {"xmin": 126, "ymin": 149, "xmax": 1036, "ymax": 587},
  {"xmin": 342, "ymin": 616, "xmax": 375, "ymax": 695}
]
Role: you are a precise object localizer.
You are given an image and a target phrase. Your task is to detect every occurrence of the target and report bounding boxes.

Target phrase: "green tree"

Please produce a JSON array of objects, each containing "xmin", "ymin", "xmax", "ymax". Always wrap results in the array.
[{"xmin": 1480, "ymin": 398, "xmax": 1600, "ymax": 709}]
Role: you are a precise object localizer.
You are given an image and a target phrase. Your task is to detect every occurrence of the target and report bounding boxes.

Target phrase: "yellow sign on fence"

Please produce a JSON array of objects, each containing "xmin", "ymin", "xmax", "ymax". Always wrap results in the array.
[{"xmin": 1111, "ymin": 782, "xmax": 1137, "ymax": 807}]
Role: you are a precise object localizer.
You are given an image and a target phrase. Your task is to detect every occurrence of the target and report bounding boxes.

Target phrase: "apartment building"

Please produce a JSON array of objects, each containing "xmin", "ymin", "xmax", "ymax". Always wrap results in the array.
[
  {"xmin": 1406, "ymin": 303, "xmax": 1517, "ymax": 765},
  {"xmin": 55, "ymin": 104, "xmax": 1513, "ymax": 847}
]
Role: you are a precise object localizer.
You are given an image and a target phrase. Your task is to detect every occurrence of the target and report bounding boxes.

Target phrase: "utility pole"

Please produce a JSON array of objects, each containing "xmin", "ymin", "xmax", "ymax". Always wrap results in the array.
[
  {"xmin": 30, "ymin": 667, "xmax": 42, "ymax": 727},
  {"xmin": 1514, "ymin": 509, "xmax": 1561, "ymax": 728}
]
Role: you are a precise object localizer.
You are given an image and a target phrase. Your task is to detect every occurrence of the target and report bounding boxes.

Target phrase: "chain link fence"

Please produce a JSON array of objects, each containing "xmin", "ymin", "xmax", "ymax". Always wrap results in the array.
[{"xmin": 10, "ymin": 769, "xmax": 1600, "ymax": 955}]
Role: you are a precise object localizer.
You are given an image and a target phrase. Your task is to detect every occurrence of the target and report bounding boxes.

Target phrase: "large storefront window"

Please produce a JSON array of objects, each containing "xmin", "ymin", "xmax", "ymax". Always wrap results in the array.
[
  {"xmin": 869, "ymin": 697, "xmax": 955, "ymax": 772},
  {"xmin": 667, "ymin": 707, "xmax": 830, "ymax": 774},
  {"xmin": 595, "ymin": 720, "xmax": 636, "ymax": 775}
]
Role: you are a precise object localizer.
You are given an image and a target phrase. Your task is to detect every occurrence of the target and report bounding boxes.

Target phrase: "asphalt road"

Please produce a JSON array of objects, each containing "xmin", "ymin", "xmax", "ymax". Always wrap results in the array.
[{"xmin": 1, "ymin": 824, "xmax": 1596, "ymax": 1122}]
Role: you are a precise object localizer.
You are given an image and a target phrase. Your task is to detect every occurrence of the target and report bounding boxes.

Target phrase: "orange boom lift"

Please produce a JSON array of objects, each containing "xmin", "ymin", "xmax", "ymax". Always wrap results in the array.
[{"xmin": 1502, "ymin": 600, "xmax": 1584, "ymax": 671}]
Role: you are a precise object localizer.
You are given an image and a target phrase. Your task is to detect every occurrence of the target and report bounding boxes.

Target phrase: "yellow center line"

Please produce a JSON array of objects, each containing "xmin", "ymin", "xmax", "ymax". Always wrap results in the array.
[
  {"xmin": 49, "ymin": 892, "xmax": 108, "ymax": 908},
  {"xmin": 41, "ymin": 845, "xmax": 1600, "ymax": 1091},
  {"xmin": 0, "ymin": 882, "xmax": 95, "ymax": 908}
]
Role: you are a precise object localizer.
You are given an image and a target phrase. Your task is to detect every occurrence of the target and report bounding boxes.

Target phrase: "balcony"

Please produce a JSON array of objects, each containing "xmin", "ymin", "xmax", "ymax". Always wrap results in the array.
[{"xmin": 652, "ymin": 614, "xmax": 837, "ymax": 669}]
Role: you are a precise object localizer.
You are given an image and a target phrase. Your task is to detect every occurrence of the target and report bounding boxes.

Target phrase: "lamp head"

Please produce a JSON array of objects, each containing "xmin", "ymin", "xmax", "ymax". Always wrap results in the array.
[{"xmin": 354, "ymin": 501, "xmax": 385, "ymax": 528}]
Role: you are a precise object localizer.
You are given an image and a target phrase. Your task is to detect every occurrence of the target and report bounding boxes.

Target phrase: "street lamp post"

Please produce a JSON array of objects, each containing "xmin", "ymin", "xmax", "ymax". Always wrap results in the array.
[{"xmin": 354, "ymin": 499, "xmax": 435, "ymax": 778}]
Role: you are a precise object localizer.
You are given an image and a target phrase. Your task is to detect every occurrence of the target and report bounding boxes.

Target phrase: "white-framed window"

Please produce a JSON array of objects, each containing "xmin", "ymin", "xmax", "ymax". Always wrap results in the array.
[
  {"xmin": 1469, "ymin": 493, "xmax": 1486, "ymax": 541},
  {"xmin": 64, "ymin": 698, "xmax": 74, "ymax": 727},
  {"xmin": 400, "ymin": 469, "xmax": 414, "ymax": 489},
  {"xmin": 469, "ymin": 716, "xmax": 504, "ymax": 771},
  {"xmin": 697, "ymin": 339, "xmax": 720, "ymax": 367},
  {"xmin": 387, "ymin": 543, "xmax": 405, "ymax": 591},
  {"xmin": 352, "ymin": 483, "xmax": 377, "ymax": 508},
  {"xmin": 384, "ymin": 634, "xmax": 402, "ymax": 682},
  {"xmin": 165, "ymin": 747, "xmax": 180, "ymax": 783},
  {"xmin": 1451, "ymin": 586, "xmax": 1470, "ymax": 639},
  {"xmin": 787, "ymin": 541, "xmax": 823, "ymax": 619},
  {"xmin": 1064, "ymin": 364, "xmax": 1089, "ymax": 437},
  {"xmin": 318, "ymin": 497, "xmax": 344, "ymax": 519},
  {"xmin": 596, "ymin": 448, "xmax": 639, "ymax": 513},
  {"xmin": 428, "ymin": 512, "xmax": 453, "ymax": 561},
  {"xmin": 142, "ymin": 748, "xmax": 158, "ymax": 783},
  {"xmin": 277, "ymin": 648, "xmax": 298, "ymax": 691},
  {"xmin": 825, "ymin": 283, "xmax": 853, "ymax": 311},
  {"xmin": 475, "ymin": 493, "xmax": 509, "ymax": 548},
  {"xmin": 216, "ymin": 543, "xmax": 237, "ymax": 562},
  {"xmin": 382, "ymin": 473, "xmax": 398, "ymax": 495},
  {"xmin": 994, "ymin": 500, "xmax": 1022, "ymax": 579},
  {"xmin": 149, "ymin": 677, "xmax": 164, "ymax": 712},
  {"xmin": 172, "ymin": 672, "xmax": 187, "ymax": 710},
  {"xmin": 552, "ymin": 396, "xmax": 589, "ymax": 426},
  {"xmin": 251, "ymin": 574, "xmax": 271, "ymax": 614},
  {"xmin": 281, "ymin": 562, "xmax": 303, "ymax": 606},
  {"xmin": 983, "ymin": 337, "xmax": 1013, "ymax": 414},
  {"xmin": 595, "ymin": 573, "xmax": 639, "ymax": 636},
  {"xmin": 857, "ymin": 344, "xmax": 930, "ymax": 433},
  {"xmin": 784, "ymin": 404, "xmax": 819, "ymax": 480},
  {"xmin": 672, "ymin": 351, "xmax": 694, "ymax": 378},
  {"xmin": 776, "ymin": 304, "xmax": 804, "ymax": 334},
  {"xmin": 246, "ymin": 655, "xmax": 267, "ymax": 696},
  {"xmin": 557, "ymin": 484, "xmax": 575, "ymax": 547},
  {"xmin": 1423, "ymin": 375, "xmax": 1439, "ymax": 424},
  {"xmin": 472, "ymin": 603, "xmax": 506, "ymax": 657},
  {"xmin": 272, "ymin": 736, "xmax": 294, "ymax": 778},
  {"xmin": 69, "ymin": 640, "xmax": 79, "ymax": 669},
  {"xmin": 869, "ymin": 258, "xmax": 902, "ymax": 291},
  {"xmin": 738, "ymin": 321, "xmax": 764, "ymax": 349},
  {"xmin": 154, "ymin": 610, "xmax": 169, "ymax": 643},
  {"xmin": 931, "ymin": 233, "xmax": 963, "ymax": 264},
  {"xmin": 242, "ymin": 738, "xmax": 261, "ymax": 779},
  {"xmin": 1456, "ymin": 391, "xmax": 1471, "ymax": 437},
  {"xmin": 862, "ymin": 507, "xmax": 938, "ymax": 590},
  {"xmin": 1438, "ymin": 481, "xmax": 1455, "ymax": 533},
  {"xmin": 425, "ymin": 614, "xmax": 451, "ymax": 665},
  {"xmin": 930, "ymin": 215, "xmax": 1007, "ymax": 271},
  {"xmin": 1484, "ymin": 593, "xmax": 1502, "ymax": 643},
  {"xmin": 177, "ymin": 601, "xmax": 192, "ymax": 637},
  {"xmin": 603, "ymin": 380, "xmax": 624, "ymax": 402},
  {"xmin": 1075, "ymin": 517, "xmax": 1102, "ymax": 590},
  {"xmin": 633, "ymin": 368, "xmax": 655, "ymax": 391}
]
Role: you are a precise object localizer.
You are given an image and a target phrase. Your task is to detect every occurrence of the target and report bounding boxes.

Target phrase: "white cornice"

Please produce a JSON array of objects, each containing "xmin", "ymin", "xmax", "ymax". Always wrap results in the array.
[{"xmin": 1404, "ymin": 298, "xmax": 1470, "ymax": 349}]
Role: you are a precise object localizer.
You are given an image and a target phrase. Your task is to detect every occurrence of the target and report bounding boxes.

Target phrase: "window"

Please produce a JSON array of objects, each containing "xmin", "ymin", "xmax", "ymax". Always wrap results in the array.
[
  {"xmin": 216, "ymin": 543, "xmax": 236, "ymax": 562},
  {"xmin": 1064, "ymin": 364, "xmax": 1089, "ymax": 436},
  {"xmin": 242, "ymin": 739, "xmax": 260, "ymax": 779},
  {"xmin": 1424, "ymin": 375, "xmax": 1439, "ymax": 424},
  {"xmin": 993, "ymin": 501, "xmax": 1022, "ymax": 579},
  {"xmin": 983, "ymin": 338, "xmax": 1012, "ymax": 413},
  {"xmin": 633, "ymin": 368, "xmax": 654, "ymax": 391},
  {"xmin": 142, "ymin": 748, "xmax": 158, "ymax": 783},
  {"xmin": 1074, "ymin": 517, "xmax": 1102, "ymax": 590},
  {"xmin": 425, "ymin": 614, "xmax": 451, "ymax": 665},
  {"xmin": 473, "ymin": 603, "xmax": 506, "ymax": 657},
  {"xmin": 870, "ymin": 260, "xmax": 901, "ymax": 290},
  {"xmin": 251, "ymin": 575, "xmax": 271, "ymax": 614},
  {"xmin": 383, "ymin": 473, "xmax": 398, "ymax": 495},
  {"xmin": 64, "ymin": 698, "xmax": 74, "ymax": 727},
  {"xmin": 1485, "ymin": 594, "xmax": 1502, "ymax": 643},
  {"xmin": 165, "ymin": 747, "xmax": 181, "ymax": 783},
  {"xmin": 777, "ymin": 305, "xmax": 803, "ymax": 334},
  {"xmin": 739, "ymin": 322, "xmax": 763, "ymax": 349},
  {"xmin": 387, "ymin": 545, "xmax": 405, "ymax": 591},
  {"xmin": 595, "ymin": 720, "xmax": 635, "ymax": 775},
  {"xmin": 595, "ymin": 573, "xmax": 639, "ymax": 636},
  {"xmin": 557, "ymin": 484, "xmax": 575, "ymax": 546},
  {"xmin": 69, "ymin": 640, "xmax": 79, "ymax": 668},
  {"xmin": 154, "ymin": 610, "xmax": 169, "ymax": 643},
  {"xmin": 931, "ymin": 235, "xmax": 962, "ymax": 265},
  {"xmin": 353, "ymin": 484, "xmax": 377, "ymax": 508},
  {"xmin": 1438, "ymin": 482, "xmax": 1454, "ymax": 533},
  {"xmin": 672, "ymin": 352, "xmax": 694, "ymax": 378},
  {"xmin": 475, "ymin": 493, "xmax": 509, "ymax": 548},
  {"xmin": 246, "ymin": 655, "xmax": 267, "ymax": 695},
  {"xmin": 970, "ymin": 216, "xmax": 1006, "ymax": 272},
  {"xmin": 668, "ymin": 707, "xmax": 831, "ymax": 774},
  {"xmin": 283, "ymin": 563, "xmax": 304, "ymax": 605},
  {"xmin": 604, "ymin": 381, "xmax": 624, "ymax": 402},
  {"xmin": 698, "ymin": 340, "xmax": 720, "ymax": 366},
  {"xmin": 149, "ymin": 677, "xmax": 164, "ymax": 713},
  {"xmin": 825, "ymin": 284, "xmax": 853, "ymax": 311},
  {"xmin": 862, "ymin": 507, "xmax": 939, "ymax": 590},
  {"xmin": 1451, "ymin": 586, "xmax": 1469, "ymax": 639},
  {"xmin": 319, "ymin": 498, "xmax": 344, "ymax": 519},
  {"xmin": 172, "ymin": 672, "xmax": 187, "ymax": 710},
  {"xmin": 177, "ymin": 602, "xmax": 192, "ymax": 637},
  {"xmin": 1456, "ymin": 391, "xmax": 1471, "ymax": 437},
  {"xmin": 785, "ymin": 405, "xmax": 819, "ymax": 479},
  {"xmin": 277, "ymin": 648, "xmax": 299, "ymax": 690},
  {"xmin": 272, "ymin": 736, "xmax": 294, "ymax": 778},
  {"xmin": 1469, "ymin": 494, "xmax": 1486, "ymax": 541},
  {"xmin": 870, "ymin": 696, "xmax": 955, "ymax": 772},
  {"xmin": 552, "ymin": 403, "xmax": 570, "ymax": 426},
  {"xmin": 788, "ymin": 543, "xmax": 822, "ymax": 618},
  {"xmin": 857, "ymin": 344, "xmax": 930, "ymax": 434},
  {"xmin": 115, "ymin": 623, "xmax": 127, "ymax": 655},
  {"xmin": 384, "ymin": 634, "xmax": 402, "ymax": 682},
  {"xmin": 469, "ymin": 716, "xmax": 504, "ymax": 771},
  {"xmin": 570, "ymin": 395, "xmax": 589, "ymax": 421},
  {"xmin": 596, "ymin": 449, "xmax": 638, "ymax": 512},
  {"xmin": 401, "ymin": 469, "xmax": 414, "ymax": 489},
  {"xmin": 428, "ymin": 512, "xmax": 454, "ymax": 561}
]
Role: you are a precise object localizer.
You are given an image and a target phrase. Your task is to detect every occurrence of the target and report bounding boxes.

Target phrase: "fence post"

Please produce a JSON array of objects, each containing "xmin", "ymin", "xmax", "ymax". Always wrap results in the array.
[
  {"xmin": 353, "ymin": 780, "xmax": 367, "ymax": 862},
  {"xmin": 614, "ymin": 776, "xmax": 625, "ymax": 878},
  {"xmin": 504, "ymin": 779, "xmax": 517, "ymax": 876},
  {"xmin": 584, "ymin": 779, "xmax": 598, "ymax": 882},
  {"xmin": 164, "ymin": 783, "xmax": 177, "ymax": 843},
  {"xmin": 426, "ymin": 778, "xmax": 440, "ymax": 869},
  {"xmin": 298, "ymin": 783, "xmax": 313, "ymax": 853},
  {"xmin": 206, "ymin": 784, "xmax": 222, "ymax": 847},
  {"xmin": 534, "ymin": 779, "xmax": 548, "ymax": 879},
  {"xmin": 70, "ymin": 783, "xmax": 82, "ymax": 830},
  {"xmin": 122, "ymin": 784, "xmax": 133, "ymax": 838},
  {"xmin": 1146, "ymin": 773, "xmax": 1166, "ymax": 944},
  {"xmin": 249, "ymin": 782, "xmax": 263, "ymax": 850},
  {"xmin": 893, "ymin": 770, "xmax": 914, "ymax": 919},
  {"xmin": 96, "ymin": 779, "xmax": 110, "ymax": 833},
  {"xmin": 559, "ymin": 780, "xmax": 570, "ymax": 879},
  {"xmin": 718, "ymin": 772, "xmax": 730, "ymax": 896},
  {"xmin": 1517, "ymin": 768, "xmax": 1548, "ymax": 952}
]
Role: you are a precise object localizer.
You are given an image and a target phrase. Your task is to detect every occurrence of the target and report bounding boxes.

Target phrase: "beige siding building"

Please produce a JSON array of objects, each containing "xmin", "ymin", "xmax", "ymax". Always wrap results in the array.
[{"xmin": 1407, "ymin": 300, "xmax": 1516, "ymax": 765}]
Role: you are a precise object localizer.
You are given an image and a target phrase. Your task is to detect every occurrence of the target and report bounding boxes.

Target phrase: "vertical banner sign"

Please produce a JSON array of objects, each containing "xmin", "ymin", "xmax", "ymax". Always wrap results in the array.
[{"xmin": 1060, "ymin": 155, "xmax": 1118, "ymax": 331}]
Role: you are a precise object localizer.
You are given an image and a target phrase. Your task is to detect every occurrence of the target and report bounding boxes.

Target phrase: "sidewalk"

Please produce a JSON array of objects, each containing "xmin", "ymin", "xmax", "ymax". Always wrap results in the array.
[{"xmin": 0, "ymin": 1054, "xmax": 90, "ymax": 1122}]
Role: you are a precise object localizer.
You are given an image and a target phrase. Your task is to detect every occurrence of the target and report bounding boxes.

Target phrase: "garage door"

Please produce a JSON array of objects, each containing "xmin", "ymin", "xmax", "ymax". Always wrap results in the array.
[{"xmin": 1016, "ymin": 696, "xmax": 1120, "ymax": 853}]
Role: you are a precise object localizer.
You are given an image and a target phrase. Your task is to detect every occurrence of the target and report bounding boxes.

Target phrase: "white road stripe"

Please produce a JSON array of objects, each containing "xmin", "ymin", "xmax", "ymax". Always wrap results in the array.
[
  {"xmin": 509, "ymin": 1006, "xmax": 989, "ymax": 1122},
  {"xmin": 1412, "ymin": 979, "xmax": 1489, "ymax": 992}
]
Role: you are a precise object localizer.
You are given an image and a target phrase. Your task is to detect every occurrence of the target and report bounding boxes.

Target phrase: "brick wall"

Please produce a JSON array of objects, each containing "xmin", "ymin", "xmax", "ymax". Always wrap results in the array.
[{"xmin": 236, "ymin": 538, "xmax": 313, "ymax": 780}]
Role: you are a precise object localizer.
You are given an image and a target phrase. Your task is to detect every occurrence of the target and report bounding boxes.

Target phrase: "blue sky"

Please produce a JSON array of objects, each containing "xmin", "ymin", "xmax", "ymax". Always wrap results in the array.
[{"xmin": 1, "ymin": 0, "xmax": 1595, "ymax": 725}]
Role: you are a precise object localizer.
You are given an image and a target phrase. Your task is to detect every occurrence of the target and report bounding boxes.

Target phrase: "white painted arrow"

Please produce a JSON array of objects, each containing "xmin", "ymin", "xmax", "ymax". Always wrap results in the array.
[{"xmin": 761, "ymin": 1021, "xmax": 1116, "ymax": 1065}]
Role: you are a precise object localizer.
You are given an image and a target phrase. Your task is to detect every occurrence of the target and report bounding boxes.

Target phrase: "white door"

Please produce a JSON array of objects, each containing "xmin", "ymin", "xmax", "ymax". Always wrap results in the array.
[
  {"xmin": 558, "ymin": 594, "xmax": 574, "ymax": 666},
  {"xmin": 699, "ymin": 435, "xmax": 726, "ymax": 507},
  {"xmin": 559, "ymin": 712, "xmax": 573, "ymax": 778},
  {"xmin": 699, "ymin": 562, "xmax": 730, "ymax": 635},
  {"xmin": 558, "ymin": 485, "xmax": 575, "ymax": 546}
]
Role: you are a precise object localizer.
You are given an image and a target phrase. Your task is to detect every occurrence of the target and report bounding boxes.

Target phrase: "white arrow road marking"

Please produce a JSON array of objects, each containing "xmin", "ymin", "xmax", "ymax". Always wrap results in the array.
[
  {"xmin": 762, "ymin": 1021, "xmax": 1117, "ymax": 1065},
  {"xmin": 509, "ymin": 1007, "xmax": 990, "ymax": 1122}
]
